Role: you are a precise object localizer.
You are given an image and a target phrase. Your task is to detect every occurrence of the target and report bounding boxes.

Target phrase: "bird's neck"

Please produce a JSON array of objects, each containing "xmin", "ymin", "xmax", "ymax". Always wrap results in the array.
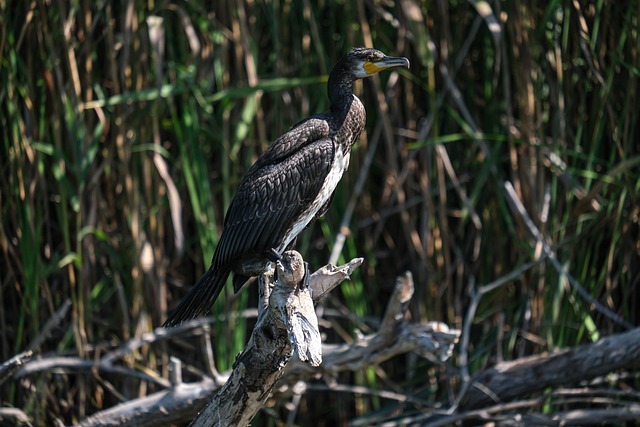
[
  {"xmin": 326, "ymin": 65, "xmax": 366, "ymax": 151},
  {"xmin": 327, "ymin": 66, "xmax": 355, "ymax": 118}
]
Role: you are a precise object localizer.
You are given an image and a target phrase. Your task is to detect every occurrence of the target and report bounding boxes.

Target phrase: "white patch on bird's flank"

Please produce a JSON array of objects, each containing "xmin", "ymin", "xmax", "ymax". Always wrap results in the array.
[{"xmin": 278, "ymin": 144, "xmax": 350, "ymax": 253}]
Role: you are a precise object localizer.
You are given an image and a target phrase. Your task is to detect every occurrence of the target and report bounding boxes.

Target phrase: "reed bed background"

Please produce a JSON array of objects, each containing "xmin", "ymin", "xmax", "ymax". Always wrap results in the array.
[{"xmin": 1, "ymin": 0, "xmax": 639, "ymax": 425}]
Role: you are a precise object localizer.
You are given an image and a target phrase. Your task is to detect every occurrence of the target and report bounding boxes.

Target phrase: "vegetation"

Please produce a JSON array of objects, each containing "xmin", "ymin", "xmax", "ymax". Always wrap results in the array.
[{"xmin": 1, "ymin": 0, "xmax": 638, "ymax": 425}]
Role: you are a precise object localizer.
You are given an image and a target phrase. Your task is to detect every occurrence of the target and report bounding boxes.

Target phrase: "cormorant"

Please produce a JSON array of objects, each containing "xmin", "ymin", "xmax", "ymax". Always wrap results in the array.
[{"xmin": 164, "ymin": 47, "xmax": 409, "ymax": 327}]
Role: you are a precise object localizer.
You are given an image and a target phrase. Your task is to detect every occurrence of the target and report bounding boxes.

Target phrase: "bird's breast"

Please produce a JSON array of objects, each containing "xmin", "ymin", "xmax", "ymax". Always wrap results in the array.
[{"xmin": 278, "ymin": 144, "xmax": 350, "ymax": 253}]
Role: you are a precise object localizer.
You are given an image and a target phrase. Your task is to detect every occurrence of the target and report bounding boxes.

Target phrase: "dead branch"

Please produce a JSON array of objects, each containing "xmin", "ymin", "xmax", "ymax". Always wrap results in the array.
[
  {"xmin": 51, "ymin": 256, "xmax": 457, "ymax": 426},
  {"xmin": 406, "ymin": 398, "xmax": 640, "ymax": 426},
  {"xmin": 285, "ymin": 271, "xmax": 459, "ymax": 380},
  {"xmin": 71, "ymin": 381, "xmax": 217, "ymax": 427},
  {"xmin": 0, "ymin": 407, "xmax": 33, "ymax": 427},
  {"xmin": 459, "ymin": 326, "xmax": 640, "ymax": 409},
  {"xmin": 70, "ymin": 252, "xmax": 366, "ymax": 427},
  {"xmin": 0, "ymin": 350, "xmax": 33, "ymax": 386},
  {"xmin": 190, "ymin": 251, "xmax": 311, "ymax": 427},
  {"xmin": 4, "ymin": 254, "xmax": 458, "ymax": 427}
]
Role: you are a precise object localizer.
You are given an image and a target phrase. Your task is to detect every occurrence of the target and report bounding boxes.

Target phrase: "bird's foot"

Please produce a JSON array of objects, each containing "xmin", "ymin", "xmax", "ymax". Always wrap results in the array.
[
  {"xmin": 268, "ymin": 248, "xmax": 282, "ymax": 283},
  {"xmin": 302, "ymin": 261, "xmax": 310, "ymax": 289},
  {"xmin": 266, "ymin": 248, "xmax": 282, "ymax": 262}
]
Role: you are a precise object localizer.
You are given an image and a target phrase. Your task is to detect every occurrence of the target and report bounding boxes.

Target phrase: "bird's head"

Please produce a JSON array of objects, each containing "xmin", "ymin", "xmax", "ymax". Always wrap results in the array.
[
  {"xmin": 341, "ymin": 47, "xmax": 410, "ymax": 79},
  {"xmin": 327, "ymin": 47, "xmax": 410, "ymax": 110}
]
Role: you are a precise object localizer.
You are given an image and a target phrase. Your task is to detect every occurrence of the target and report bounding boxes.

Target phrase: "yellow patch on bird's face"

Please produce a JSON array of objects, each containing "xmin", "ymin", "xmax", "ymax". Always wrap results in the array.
[{"xmin": 363, "ymin": 61, "xmax": 382, "ymax": 75}]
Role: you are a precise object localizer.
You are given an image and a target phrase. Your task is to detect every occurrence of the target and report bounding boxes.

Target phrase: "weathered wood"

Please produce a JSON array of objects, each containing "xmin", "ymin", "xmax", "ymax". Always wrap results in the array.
[
  {"xmin": 191, "ymin": 251, "xmax": 306, "ymax": 427},
  {"xmin": 306, "ymin": 257, "xmax": 363, "ymax": 301},
  {"xmin": 285, "ymin": 272, "xmax": 459, "ymax": 379},
  {"xmin": 419, "ymin": 398, "xmax": 640, "ymax": 426},
  {"xmin": 0, "ymin": 350, "xmax": 33, "ymax": 386},
  {"xmin": 460, "ymin": 326, "xmax": 640, "ymax": 409},
  {"xmin": 72, "ymin": 381, "xmax": 217, "ymax": 427},
  {"xmin": 0, "ymin": 407, "xmax": 33, "ymax": 426},
  {"xmin": 63, "ymin": 260, "xmax": 458, "ymax": 427}
]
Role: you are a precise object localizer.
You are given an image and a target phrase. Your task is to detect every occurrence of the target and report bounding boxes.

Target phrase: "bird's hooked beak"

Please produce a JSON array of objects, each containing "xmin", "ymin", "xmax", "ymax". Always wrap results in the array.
[{"xmin": 362, "ymin": 55, "xmax": 410, "ymax": 76}]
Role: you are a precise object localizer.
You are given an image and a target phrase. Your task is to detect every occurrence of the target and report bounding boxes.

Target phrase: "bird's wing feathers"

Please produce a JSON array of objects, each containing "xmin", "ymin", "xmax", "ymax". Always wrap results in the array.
[
  {"xmin": 248, "ymin": 118, "xmax": 330, "ymax": 170},
  {"xmin": 213, "ymin": 119, "xmax": 335, "ymax": 271},
  {"xmin": 163, "ymin": 266, "xmax": 228, "ymax": 327}
]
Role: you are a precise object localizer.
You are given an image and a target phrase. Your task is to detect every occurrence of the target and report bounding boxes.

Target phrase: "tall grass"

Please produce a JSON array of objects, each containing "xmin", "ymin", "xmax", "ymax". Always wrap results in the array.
[{"xmin": 1, "ymin": 0, "xmax": 638, "ymax": 425}]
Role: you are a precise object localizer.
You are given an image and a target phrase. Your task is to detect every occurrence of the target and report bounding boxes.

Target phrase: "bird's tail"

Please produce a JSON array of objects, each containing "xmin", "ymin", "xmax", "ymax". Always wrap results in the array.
[{"xmin": 163, "ymin": 267, "xmax": 229, "ymax": 328}]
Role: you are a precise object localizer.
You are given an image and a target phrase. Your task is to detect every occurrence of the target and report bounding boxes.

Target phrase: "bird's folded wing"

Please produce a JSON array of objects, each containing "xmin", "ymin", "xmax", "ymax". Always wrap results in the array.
[
  {"xmin": 247, "ymin": 118, "xmax": 330, "ymax": 170},
  {"xmin": 213, "ymin": 137, "xmax": 334, "ymax": 269}
]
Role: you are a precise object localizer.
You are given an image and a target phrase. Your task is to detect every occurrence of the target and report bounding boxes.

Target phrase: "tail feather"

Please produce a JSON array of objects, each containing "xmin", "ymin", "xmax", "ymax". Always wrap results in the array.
[{"xmin": 164, "ymin": 267, "xmax": 229, "ymax": 328}]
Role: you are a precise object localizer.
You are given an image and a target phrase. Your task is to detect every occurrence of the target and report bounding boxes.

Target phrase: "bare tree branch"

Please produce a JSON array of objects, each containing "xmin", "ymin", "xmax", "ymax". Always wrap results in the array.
[
  {"xmin": 459, "ymin": 326, "xmax": 640, "ymax": 409},
  {"xmin": 58, "ymin": 257, "xmax": 459, "ymax": 427},
  {"xmin": 72, "ymin": 381, "xmax": 217, "ymax": 427},
  {"xmin": 0, "ymin": 350, "xmax": 33, "ymax": 386},
  {"xmin": 191, "ymin": 251, "xmax": 310, "ymax": 427},
  {"xmin": 0, "ymin": 407, "xmax": 33, "ymax": 427},
  {"xmin": 286, "ymin": 271, "xmax": 459, "ymax": 380}
]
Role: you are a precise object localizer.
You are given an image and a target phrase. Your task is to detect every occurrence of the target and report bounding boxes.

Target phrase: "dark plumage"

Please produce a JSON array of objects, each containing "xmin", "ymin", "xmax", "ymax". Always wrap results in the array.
[{"xmin": 164, "ymin": 47, "xmax": 409, "ymax": 327}]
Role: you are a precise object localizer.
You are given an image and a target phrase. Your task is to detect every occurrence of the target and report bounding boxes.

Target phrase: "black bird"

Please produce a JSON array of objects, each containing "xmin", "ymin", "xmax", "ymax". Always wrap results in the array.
[{"xmin": 164, "ymin": 47, "xmax": 409, "ymax": 327}]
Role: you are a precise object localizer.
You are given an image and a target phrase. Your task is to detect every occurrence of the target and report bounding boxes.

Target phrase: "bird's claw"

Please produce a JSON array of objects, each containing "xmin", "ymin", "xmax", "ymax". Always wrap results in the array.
[
  {"xmin": 266, "ymin": 248, "xmax": 282, "ymax": 262},
  {"xmin": 302, "ymin": 261, "xmax": 310, "ymax": 289}
]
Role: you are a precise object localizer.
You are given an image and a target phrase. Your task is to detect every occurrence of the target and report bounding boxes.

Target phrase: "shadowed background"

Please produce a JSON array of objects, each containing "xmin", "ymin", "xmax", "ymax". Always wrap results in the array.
[{"xmin": 1, "ymin": 0, "xmax": 639, "ymax": 425}]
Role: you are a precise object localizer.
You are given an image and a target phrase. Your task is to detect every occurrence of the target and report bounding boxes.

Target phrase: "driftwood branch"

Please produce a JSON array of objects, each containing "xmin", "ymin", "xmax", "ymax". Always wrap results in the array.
[
  {"xmin": 191, "ymin": 251, "xmax": 312, "ymax": 426},
  {"xmin": 363, "ymin": 328, "xmax": 640, "ymax": 426},
  {"xmin": 71, "ymin": 381, "xmax": 217, "ymax": 427},
  {"xmin": 48, "ymin": 255, "xmax": 458, "ymax": 426},
  {"xmin": 460, "ymin": 326, "xmax": 640, "ymax": 409},
  {"xmin": 0, "ymin": 350, "xmax": 33, "ymax": 387},
  {"xmin": 417, "ymin": 396, "xmax": 640, "ymax": 427},
  {"xmin": 0, "ymin": 407, "xmax": 33, "ymax": 427},
  {"xmin": 14, "ymin": 250, "xmax": 637, "ymax": 427},
  {"xmin": 285, "ymin": 271, "xmax": 459, "ymax": 380},
  {"xmin": 4, "ymin": 254, "xmax": 458, "ymax": 426}
]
